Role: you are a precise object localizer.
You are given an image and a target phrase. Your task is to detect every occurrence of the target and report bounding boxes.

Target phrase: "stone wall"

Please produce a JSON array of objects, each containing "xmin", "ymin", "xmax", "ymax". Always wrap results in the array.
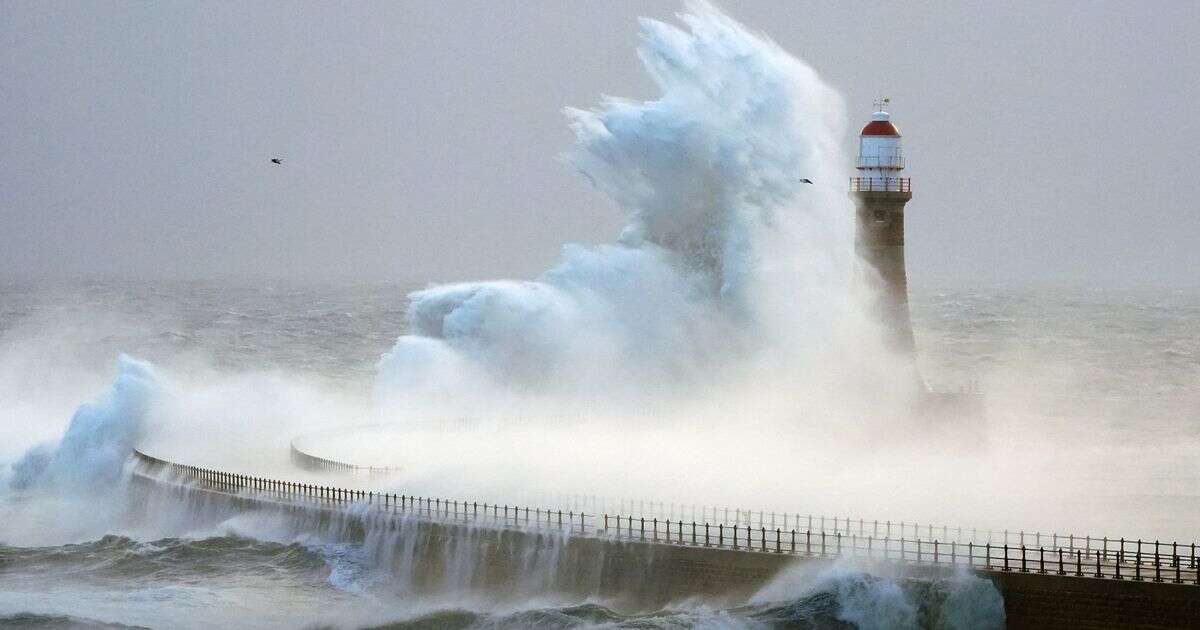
[{"xmin": 990, "ymin": 571, "xmax": 1200, "ymax": 629}]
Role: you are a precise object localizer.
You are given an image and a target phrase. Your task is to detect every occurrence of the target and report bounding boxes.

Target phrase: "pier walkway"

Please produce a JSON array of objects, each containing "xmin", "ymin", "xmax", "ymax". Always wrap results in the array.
[{"xmin": 132, "ymin": 448, "xmax": 1200, "ymax": 587}]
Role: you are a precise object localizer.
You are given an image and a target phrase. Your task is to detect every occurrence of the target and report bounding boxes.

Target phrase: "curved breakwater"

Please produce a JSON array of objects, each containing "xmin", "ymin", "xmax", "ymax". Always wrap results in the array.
[{"xmin": 127, "ymin": 448, "xmax": 1200, "ymax": 628}]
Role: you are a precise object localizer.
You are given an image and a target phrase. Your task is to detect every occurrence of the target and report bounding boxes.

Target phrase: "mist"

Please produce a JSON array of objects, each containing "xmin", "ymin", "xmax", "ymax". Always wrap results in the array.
[{"xmin": 5, "ymin": 3, "xmax": 1197, "ymax": 551}]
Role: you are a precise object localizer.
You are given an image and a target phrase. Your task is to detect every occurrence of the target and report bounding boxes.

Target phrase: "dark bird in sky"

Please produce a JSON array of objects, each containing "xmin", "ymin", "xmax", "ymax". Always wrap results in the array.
[
  {"xmin": 799, "ymin": 178, "xmax": 813, "ymax": 184},
  {"xmin": 270, "ymin": 158, "xmax": 283, "ymax": 165}
]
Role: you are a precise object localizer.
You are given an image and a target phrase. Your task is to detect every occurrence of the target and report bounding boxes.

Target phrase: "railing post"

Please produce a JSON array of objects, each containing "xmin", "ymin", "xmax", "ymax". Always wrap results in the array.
[
  {"xmin": 1003, "ymin": 545, "xmax": 1010, "ymax": 571},
  {"xmin": 776, "ymin": 528, "xmax": 781, "ymax": 553},
  {"xmin": 1076, "ymin": 550, "xmax": 1083, "ymax": 577},
  {"xmin": 1039, "ymin": 547, "xmax": 1046, "ymax": 574},
  {"xmin": 1021, "ymin": 546, "xmax": 1028, "ymax": 573},
  {"xmin": 806, "ymin": 530, "xmax": 812, "ymax": 556},
  {"xmin": 733, "ymin": 524, "xmax": 738, "ymax": 550},
  {"xmin": 1057, "ymin": 548, "xmax": 1065, "ymax": 575}
]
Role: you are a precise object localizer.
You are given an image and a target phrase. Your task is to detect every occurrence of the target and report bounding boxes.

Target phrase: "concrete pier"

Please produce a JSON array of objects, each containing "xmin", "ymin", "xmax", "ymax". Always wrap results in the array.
[{"xmin": 128, "ymin": 449, "xmax": 1200, "ymax": 627}]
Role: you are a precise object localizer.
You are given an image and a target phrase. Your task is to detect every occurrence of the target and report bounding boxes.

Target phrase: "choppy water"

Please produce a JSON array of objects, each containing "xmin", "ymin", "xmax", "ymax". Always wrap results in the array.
[
  {"xmin": 0, "ymin": 533, "xmax": 1002, "ymax": 629},
  {"xmin": 0, "ymin": 278, "xmax": 1196, "ymax": 628}
]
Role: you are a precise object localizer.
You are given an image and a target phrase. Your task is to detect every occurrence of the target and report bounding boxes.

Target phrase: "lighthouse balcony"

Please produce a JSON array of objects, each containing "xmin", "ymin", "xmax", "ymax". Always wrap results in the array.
[{"xmin": 849, "ymin": 177, "xmax": 911, "ymax": 193}]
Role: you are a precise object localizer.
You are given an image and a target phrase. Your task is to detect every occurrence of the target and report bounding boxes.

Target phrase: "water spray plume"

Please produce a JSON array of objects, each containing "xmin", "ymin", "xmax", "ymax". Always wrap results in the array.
[{"xmin": 376, "ymin": 2, "xmax": 907, "ymax": 416}]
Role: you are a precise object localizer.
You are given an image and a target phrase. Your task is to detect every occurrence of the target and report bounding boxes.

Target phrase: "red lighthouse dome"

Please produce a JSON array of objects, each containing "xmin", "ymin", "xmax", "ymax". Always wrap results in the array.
[{"xmin": 860, "ymin": 112, "xmax": 901, "ymax": 137}]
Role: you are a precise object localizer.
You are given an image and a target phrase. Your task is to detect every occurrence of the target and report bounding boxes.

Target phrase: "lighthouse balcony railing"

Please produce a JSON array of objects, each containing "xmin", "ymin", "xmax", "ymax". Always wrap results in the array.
[{"xmin": 850, "ymin": 177, "xmax": 911, "ymax": 193}]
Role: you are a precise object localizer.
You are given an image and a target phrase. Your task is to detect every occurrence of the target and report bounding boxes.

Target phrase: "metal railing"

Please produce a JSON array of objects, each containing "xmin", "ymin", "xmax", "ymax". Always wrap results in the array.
[
  {"xmin": 553, "ymin": 495, "xmax": 1196, "ymax": 574},
  {"xmin": 289, "ymin": 440, "xmax": 399, "ymax": 476},
  {"xmin": 850, "ymin": 177, "xmax": 911, "ymax": 193},
  {"xmin": 130, "ymin": 449, "xmax": 1200, "ymax": 586}
]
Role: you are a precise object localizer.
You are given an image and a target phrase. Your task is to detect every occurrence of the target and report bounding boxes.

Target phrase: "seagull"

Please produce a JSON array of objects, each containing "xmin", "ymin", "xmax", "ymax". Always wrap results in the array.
[
  {"xmin": 270, "ymin": 158, "xmax": 283, "ymax": 165},
  {"xmin": 799, "ymin": 178, "xmax": 813, "ymax": 184}
]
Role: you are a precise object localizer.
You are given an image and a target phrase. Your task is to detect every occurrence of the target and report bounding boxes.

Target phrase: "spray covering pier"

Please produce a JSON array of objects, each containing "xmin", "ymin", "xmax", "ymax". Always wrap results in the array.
[{"xmin": 130, "ymin": 448, "xmax": 1200, "ymax": 628}]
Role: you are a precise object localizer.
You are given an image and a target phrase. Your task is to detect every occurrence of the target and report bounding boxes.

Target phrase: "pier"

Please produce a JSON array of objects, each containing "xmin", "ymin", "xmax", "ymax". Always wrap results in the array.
[{"xmin": 130, "ymin": 448, "xmax": 1200, "ymax": 628}]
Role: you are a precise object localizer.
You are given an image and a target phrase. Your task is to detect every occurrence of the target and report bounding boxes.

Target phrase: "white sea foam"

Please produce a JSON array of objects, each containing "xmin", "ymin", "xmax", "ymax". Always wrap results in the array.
[
  {"xmin": 375, "ymin": 1, "xmax": 906, "ymax": 412},
  {"xmin": 7, "ymin": 354, "xmax": 160, "ymax": 491}
]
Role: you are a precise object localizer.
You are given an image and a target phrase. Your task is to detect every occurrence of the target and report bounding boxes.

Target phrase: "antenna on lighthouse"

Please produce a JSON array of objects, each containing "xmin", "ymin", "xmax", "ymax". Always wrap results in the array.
[{"xmin": 874, "ymin": 96, "xmax": 891, "ymax": 113}]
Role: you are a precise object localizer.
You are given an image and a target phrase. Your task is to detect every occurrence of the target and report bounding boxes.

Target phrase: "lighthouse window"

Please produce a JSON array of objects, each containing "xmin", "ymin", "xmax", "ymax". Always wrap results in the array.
[{"xmin": 873, "ymin": 209, "xmax": 888, "ymax": 222}]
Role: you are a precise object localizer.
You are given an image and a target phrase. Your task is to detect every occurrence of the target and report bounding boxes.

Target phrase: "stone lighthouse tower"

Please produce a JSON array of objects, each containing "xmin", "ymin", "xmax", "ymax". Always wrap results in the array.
[{"xmin": 851, "ymin": 98, "xmax": 916, "ymax": 354}]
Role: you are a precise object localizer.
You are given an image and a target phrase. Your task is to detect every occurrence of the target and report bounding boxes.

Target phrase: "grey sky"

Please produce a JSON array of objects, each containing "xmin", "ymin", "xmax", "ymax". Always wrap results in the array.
[{"xmin": 2, "ymin": 1, "xmax": 1197, "ymax": 287}]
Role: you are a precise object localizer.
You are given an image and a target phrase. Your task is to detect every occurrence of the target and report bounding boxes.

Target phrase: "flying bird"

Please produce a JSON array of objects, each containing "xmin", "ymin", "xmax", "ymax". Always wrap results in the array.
[
  {"xmin": 799, "ymin": 178, "xmax": 813, "ymax": 184},
  {"xmin": 270, "ymin": 158, "xmax": 283, "ymax": 165}
]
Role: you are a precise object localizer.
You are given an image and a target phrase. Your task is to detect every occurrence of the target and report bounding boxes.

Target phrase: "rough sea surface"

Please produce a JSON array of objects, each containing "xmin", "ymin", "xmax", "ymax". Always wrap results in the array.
[{"xmin": 0, "ymin": 278, "xmax": 1196, "ymax": 628}]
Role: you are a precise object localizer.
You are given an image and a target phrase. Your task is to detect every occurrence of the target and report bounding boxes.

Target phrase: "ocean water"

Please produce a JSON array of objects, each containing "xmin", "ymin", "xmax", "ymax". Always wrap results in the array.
[{"xmin": 0, "ymin": 277, "xmax": 1195, "ymax": 628}]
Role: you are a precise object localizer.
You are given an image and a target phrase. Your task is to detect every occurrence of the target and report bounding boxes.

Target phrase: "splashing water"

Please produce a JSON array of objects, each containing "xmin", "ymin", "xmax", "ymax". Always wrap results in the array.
[
  {"xmin": 0, "ymin": 4, "xmax": 1020, "ymax": 627},
  {"xmin": 376, "ymin": 2, "xmax": 895, "ymax": 408},
  {"xmin": 8, "ymin": 355, "xmax": 160, "ymax": 492}
]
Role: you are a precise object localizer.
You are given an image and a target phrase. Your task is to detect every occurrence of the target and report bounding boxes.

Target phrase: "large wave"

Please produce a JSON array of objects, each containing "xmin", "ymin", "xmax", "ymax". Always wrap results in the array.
[
  {"xmin": 7, "ymin": 355, "xmax": 160, "ymax": 491},
  {"xmin": 376, "ymin": 2, "xmax": 885, "ymax": 405}
]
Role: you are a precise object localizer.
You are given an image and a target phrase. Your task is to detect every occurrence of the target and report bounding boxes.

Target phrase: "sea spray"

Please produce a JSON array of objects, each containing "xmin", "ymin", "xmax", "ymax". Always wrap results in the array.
[
  {"xmin": 750, "ymin": 559, "xmax": 1006, "ymax": 629},
  {"xmin": 8, "ymin": 354, "xmax": 160, "ymax": 491},
  {"xmin": 375, "ymin": 1, "xmax": 887, "ymax": 408}
]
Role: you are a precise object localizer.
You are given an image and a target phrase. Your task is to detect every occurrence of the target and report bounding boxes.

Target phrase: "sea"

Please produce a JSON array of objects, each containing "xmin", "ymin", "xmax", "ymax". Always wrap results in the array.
[{"xmin": 0, "ymin": 277, "xmax": 1196, "ymax": 629}]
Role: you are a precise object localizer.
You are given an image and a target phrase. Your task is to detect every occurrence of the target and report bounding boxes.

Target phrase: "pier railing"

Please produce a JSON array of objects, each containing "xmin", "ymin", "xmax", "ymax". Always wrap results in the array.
[
  {"xmin": 131, "ymin": 449, "xmax": 1199, "ymax": 586},
  {"xmin": 551, "ymin": 495, "xmax": 1189, "ymax": 573},
  {"xmin": 289, "ymin": 440, "xmax": 399, "ymax": 476}
]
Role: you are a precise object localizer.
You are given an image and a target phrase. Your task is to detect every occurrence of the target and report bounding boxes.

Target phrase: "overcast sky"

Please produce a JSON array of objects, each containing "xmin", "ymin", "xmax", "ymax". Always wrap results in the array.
[{"xmin": 3, "ymin": 1, "xmax": 1197, "ymax": 287}]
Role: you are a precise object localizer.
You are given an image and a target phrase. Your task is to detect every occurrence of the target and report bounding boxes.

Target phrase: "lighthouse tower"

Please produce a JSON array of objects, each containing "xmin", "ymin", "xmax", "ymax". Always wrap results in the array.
[{"xmin": 851, "ymin": 98, "xmax": 916, "ymax": 354}]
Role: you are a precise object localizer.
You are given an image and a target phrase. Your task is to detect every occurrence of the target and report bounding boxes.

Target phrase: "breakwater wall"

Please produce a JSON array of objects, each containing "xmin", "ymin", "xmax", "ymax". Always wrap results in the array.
[{"xmin": 128, "ymin": 449, "xmax": 1200, "ymax": 627}]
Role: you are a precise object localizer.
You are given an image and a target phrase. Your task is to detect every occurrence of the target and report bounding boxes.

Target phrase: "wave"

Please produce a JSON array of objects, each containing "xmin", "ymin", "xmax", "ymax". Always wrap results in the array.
[
  {"xmin": 0, "ymin": 534, "xmax": 328, "ymax": 584},
  {"xmin": 375, "ymin": 0, "xmax": 871, "ymax": 406},
  {"xmin": 0, "ymin": 613, "xmax": 149, "ymax": 629},
  {"xmin": 356, "ymin": 572, "xmax": 1002, "ymax": 629}
]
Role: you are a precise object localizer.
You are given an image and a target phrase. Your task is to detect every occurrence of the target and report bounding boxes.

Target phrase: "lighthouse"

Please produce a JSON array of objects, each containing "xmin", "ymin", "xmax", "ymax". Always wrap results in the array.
[{"xmin": 851, "ymin": 98, "xmax": 916, "ymax": 354}]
